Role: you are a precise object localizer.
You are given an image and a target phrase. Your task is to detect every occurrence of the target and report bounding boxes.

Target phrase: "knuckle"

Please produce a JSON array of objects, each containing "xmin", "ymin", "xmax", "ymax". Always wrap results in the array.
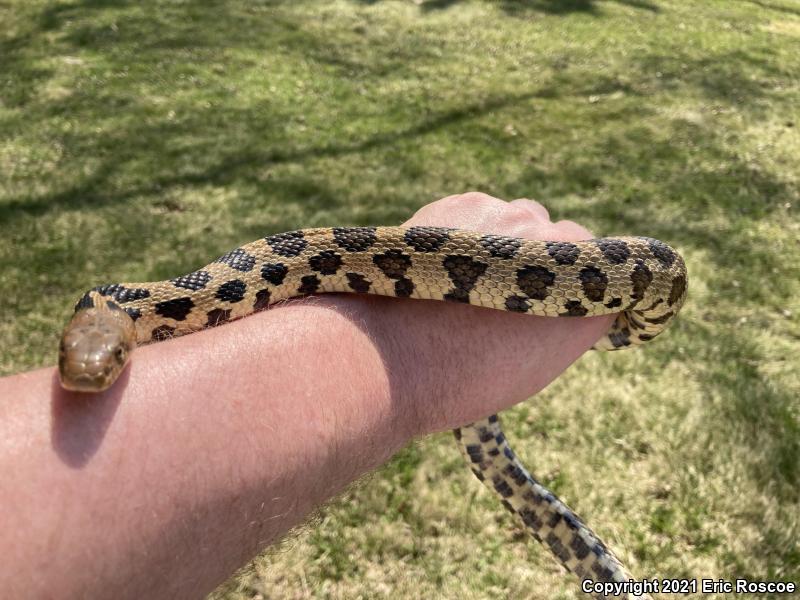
[
  {"xmin": 505, "ymin": 202, "xmax": 535, "ymax": 221},
  {"xmin": 455, "ymin": 191, "xmax": 500, "ymax": 205},
  {"xmin": 510, "ymin": 198, "xmax": 549, "ymax": 219},
  {"xmin": 553, "ymin": 219, "xmax": 595, "ymax": 240}
]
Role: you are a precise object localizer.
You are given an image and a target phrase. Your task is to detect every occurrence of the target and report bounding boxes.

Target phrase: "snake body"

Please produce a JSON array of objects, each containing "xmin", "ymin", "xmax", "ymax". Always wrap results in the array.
[{"xmin": 59, "ymin": 226, "xmax": 687, "ymax": 599}]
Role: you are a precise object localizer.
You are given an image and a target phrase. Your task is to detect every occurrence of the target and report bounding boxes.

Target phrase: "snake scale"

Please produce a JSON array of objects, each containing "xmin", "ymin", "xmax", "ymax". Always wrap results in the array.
[{"xmin": 59, "ymin": 225, "xmax": 687, "ymax": 599}]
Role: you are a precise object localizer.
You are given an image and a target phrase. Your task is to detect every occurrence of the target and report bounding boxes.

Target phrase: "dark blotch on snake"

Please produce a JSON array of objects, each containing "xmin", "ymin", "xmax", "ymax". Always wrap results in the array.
[
  {"xmin": 373, "ymin": 249, "xmax": 412, "ymax": 279},
  {"xmin": 561, "ymin": 300, "xmax": 588, "ymax": 317},
  {"xmin": 595, "ymin": 238, "xmax": 631, "ymax": 265},
  {"xmin": 206, "ymin": 308, "xmax": 231, "ymax": 326},
  {"xmin": 644, "ymin": 311, "xmax": 674, "ymax": 325},
  {"xmin": 471, "ymin": 468, "xmax": 486, "ymax": 482},
  {"xmin": 124, "ymin": 307, "xmax": 141, "ymax": 321},
  {"xmin": 394, "ymin": 277, "xmax": 414, "ymax": 298},
  {"xmin": 155, "ymin": 297, "xmax": 194, "ymax": 321},
  {"xmin": 215, "ymin": 248, "xmax": 256, "ymax": 272},
  {"xmin": 579, "ymin": 266, "xmax": 609, "ymax": 302},
  {"xmin": 563, "ymin": 513, "xmax": 582, "ymax": 530},
  {"xmin": 608, "ymin": 328, "xmax": 632, "ymax": 348},
  {"xmin": 522, "ymin": 489, "xmax": 542, "ymax": 506},
  {"xmin": 605, "ymin": 297, "xmax": 623, "ymax": 309},
  {"xmin": 172, "ymin": 270, "xmax": 212, "ymax": 291},
  {"xmin": 216, "ymin": 279, "xmax": 247, "ymax": 303},
  {"xmin": 403, "ymin": 226, "xmax": 451, "ymax": 252},
  {"xmin": 571, "ymin": 534, "xmax": 591, "ymax": 560},
  {"xmin": 504, "ymin": 295, "xmax": 530, "ymax": 313},
  {"xmin": 504, "ymin": 463, "xmax": 528, "ymax": 486},
  {"xmin": 298, "ymin": 275, "xmax": 320, "ymax": 295},
  {"xmin": 516, "ymin": 265, "xmax": 556, "ymax": 300},
  {"xmin": 520, "ymin": 507, "xmax": 543, "ymax": 529},
  {"xmin": 333, "ymin": 227, "xmax": 377, "ymax": 252},
  {"xmin": 93, "ymin": 283, "xmax": 151, "ymax": 303},
  {"xmin": 443, "ymin": 255, "xmax": 488, "ymax": 303},
  {"xmin": 642, "ymin": 237, "xmax": 676, "ymax": 267},
  {"xmin": 669, "ymin": 274, "xmax": 687, "ymax": 306},
  {"xmin": 547, "ymin": 531, "xmax": 571, "ymax": 563},
  {"xmin": 479, "ymin": 234, "xmax": 521, "ymax": 259},
  {"xmin": 254, "ymin": 289, "xmax": 271, "ymax": 310},
  {"xmin": 641, "ymin": 298, "xmax": 663, "ymax": 312},
  {"xmin": 261, "ymin": 263, "xmax": 288, "ymax": 286},
  {"xmin": 546, "ymin": 241, "xmax": 581, "ymax": 266},
  {"xmin": 592, "ymin": 563, "xmax": 615, "ymax": 582},
  {"xmin": 465, "ymin": 443, "xmax": 482, "ymax": 458},
  {"xmin": 492, "ymin": 477, "xmax": 514, "ymax": 498},
  {"xmin": 630, "ymin": 260, "xmax": 653, "ymax": 303},
  {"xmin": 266, "ymin": 231, "xmax": 307, "ymax": 258},
  {"xmin": 75, "ymin": 292, "xmax": 94, "ymax": 311},
  {"xmin": 628, "ymin": 313, "xmax": 647, "ymax": 329},
  {"xmin": 308, "ymin": 250, "xmax": 343, "ymax": 275},
  {"xmin": 592, "ymin": 539, "xmax": 610, "ymax": 556},
  {"xmin": 346, "ymin": 272, "xmax": 371, "ymax": 293}
]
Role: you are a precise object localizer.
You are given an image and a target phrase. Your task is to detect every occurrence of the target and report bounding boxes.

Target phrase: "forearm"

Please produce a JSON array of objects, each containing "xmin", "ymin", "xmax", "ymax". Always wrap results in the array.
[{"xmin": 0, "ymin": 298, "xmax": 417, "ymax": 599}]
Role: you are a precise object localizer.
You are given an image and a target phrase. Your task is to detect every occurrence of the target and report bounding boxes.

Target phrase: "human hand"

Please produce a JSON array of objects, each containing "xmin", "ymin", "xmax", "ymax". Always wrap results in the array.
[{"xmin": 378, "ymin": 192, "xmax": 615, "ymax": 435}]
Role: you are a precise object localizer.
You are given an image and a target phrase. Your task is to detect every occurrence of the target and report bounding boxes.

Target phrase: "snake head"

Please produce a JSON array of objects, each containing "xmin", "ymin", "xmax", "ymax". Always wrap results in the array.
[{"xmin": 58, "ymin": 300, "xmax": 137, "ymax": 392}]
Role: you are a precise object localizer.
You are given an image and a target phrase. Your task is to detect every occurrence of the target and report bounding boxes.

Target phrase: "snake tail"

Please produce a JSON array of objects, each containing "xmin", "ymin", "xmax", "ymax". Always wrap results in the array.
[{"xmin": 456, "ymin": 416, "xmax": 649, "ymax": 600}]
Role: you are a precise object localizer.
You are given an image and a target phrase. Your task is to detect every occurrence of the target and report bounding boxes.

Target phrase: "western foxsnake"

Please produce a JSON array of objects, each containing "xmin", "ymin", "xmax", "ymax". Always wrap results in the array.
[{"xmin": 59, "ymin": 226, "xmax": 687, "ymax": 599}]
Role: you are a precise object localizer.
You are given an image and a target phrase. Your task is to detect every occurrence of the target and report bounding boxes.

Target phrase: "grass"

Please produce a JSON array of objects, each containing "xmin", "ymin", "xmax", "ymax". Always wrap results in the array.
[{"xmin": 1, "ymin": 0, "xmax": 799, "ymax": 597}]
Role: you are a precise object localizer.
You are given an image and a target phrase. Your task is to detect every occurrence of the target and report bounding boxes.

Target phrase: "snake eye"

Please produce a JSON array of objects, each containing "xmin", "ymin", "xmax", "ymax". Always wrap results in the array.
[{"xmin": 114, "ymin": 347, "xmax": 125, "ymax": 363}]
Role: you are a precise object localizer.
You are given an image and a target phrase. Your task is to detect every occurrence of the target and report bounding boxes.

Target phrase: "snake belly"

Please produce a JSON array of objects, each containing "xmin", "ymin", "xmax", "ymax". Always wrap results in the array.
[{"xmin": 60, "ymin": 225, "xmax": 688, "ymax": 600}]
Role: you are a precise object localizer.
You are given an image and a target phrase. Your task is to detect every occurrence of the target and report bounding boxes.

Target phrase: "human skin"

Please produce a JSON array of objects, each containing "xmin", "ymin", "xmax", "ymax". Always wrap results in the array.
[{"xmin": 0, "ymin": 193, "xmax": 613, "ymax": 600}]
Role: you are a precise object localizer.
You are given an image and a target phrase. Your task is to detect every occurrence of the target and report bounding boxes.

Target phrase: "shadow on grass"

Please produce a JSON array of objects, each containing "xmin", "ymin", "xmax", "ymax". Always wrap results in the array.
[
  {"xmin": 0, "ymin": 89, "xmax": 550, "ymax": 226},
  {"xmin": 742, "ymin": 0, "xmax": 800, "ymax": 16},
  {"xmin": 357, "ymin": 0, "xmax": 660, "ymax": 15},
  {"xmin": 637, "ymin": 49, "xmax": 790, "ymax": 108},
  {"xmin": 0, "ymin": 29, "xmax": 53, "ymax": 108}
]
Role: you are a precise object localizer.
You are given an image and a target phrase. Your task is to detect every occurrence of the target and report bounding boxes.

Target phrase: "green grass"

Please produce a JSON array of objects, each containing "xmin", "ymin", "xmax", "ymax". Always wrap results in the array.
[{"xmin": 2, "ymin": 0, "xmax": 799, "ymax": 598}]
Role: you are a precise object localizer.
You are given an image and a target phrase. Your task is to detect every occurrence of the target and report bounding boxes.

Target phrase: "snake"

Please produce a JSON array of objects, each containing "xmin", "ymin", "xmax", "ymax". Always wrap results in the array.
[{"xmin": 58, "ymin": 225, "xmax": 687, "ymax": 599}]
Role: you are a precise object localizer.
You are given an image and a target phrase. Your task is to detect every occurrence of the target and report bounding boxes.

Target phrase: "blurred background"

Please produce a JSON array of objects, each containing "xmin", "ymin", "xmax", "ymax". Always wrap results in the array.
[{"xmin": 1, "ymin": 1, "xmax": 798, "ymax": 598}]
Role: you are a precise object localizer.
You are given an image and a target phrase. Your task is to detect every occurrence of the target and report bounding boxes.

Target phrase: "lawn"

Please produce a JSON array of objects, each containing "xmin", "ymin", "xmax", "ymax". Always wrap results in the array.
[{"xmin": 1, "ymin": 0, "xmax": 798, "ymax": 598}]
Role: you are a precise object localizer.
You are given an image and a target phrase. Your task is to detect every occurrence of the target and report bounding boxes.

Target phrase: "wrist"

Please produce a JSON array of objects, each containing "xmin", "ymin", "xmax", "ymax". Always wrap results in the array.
[
  {"xmin": 320, "ymin": 292, "xmax": 614, "ymax": 438},
  {"xmin": 281, "ymin": 294, "xmax": 443, "ymax": 441},
  {"xmin": 264, "ymin": 295, "xmax": 423, "ymax": 452}
]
